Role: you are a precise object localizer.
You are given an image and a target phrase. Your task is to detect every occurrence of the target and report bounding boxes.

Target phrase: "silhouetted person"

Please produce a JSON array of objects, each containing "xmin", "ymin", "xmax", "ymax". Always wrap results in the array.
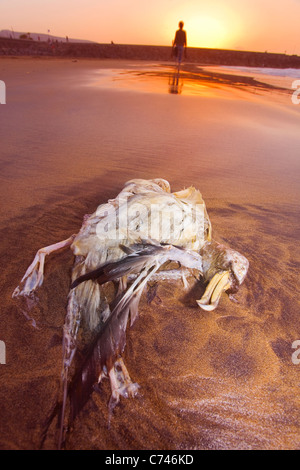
[{"xmin": 172, "ymin": 21, "xmax": 187, "ymax": 66}]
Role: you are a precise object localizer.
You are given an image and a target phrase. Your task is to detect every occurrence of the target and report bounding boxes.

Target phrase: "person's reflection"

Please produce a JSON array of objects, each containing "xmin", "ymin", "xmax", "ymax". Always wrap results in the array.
[{"xmin": 168, "ymin": 71, "xmax": 183, "ymax": 94}]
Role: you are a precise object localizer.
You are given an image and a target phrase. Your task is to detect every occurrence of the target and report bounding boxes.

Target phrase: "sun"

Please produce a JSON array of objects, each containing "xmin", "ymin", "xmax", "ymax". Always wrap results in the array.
[{"xmin": 186, "ymin": 15, "xmax": 231, "ymax": 49}]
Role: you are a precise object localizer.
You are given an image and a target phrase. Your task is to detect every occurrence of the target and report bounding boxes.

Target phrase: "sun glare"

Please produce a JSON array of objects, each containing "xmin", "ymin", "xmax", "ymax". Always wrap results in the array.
[{"xmin": 187, "ymin": 15, "xmax": 230, "ymax": 49}]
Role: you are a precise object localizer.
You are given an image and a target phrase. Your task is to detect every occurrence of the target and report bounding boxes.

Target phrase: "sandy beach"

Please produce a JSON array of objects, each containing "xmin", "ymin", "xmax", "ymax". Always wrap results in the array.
[{"xmin": 0, "ymin": 57, "xmax": 300, "ymax": 450}]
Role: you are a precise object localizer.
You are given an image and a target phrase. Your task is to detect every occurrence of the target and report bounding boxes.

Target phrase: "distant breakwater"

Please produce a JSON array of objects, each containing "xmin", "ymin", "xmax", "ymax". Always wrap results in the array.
[{"xmin": 1, "ymin": 37, "xmax": 300, "ymax": 68}]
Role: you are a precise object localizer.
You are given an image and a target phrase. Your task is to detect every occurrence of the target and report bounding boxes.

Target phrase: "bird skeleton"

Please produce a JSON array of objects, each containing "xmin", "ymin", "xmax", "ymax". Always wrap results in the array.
[{"xmin": 13, "ymin": 178, "xmax": 249, "ymax": 448}]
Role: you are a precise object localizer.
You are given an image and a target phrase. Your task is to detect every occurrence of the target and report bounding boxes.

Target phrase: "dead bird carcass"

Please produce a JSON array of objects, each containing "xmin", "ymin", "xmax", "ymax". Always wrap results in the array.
[{"xmin": 13, "ymin": 178, "xmax": 249, "ymax": 446}]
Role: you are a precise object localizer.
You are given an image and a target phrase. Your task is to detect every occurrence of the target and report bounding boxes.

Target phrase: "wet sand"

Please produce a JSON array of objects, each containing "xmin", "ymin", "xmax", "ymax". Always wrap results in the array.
[{"xmin": 0, "ymin": 57, "xmax": 300, "ymax": 450}]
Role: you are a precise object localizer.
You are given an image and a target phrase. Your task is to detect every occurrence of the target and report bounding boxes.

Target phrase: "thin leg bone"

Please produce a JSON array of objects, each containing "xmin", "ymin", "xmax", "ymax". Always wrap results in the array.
[
  {"xmin": 115, "ymin": 358, "xmax": 140, "ymax": 398},
  {"xmin": 13, "ymin": 234, "xmax": 76, "ymax": 297},
  {"xmin": 181, "ymin": 269, "xmax": 188, "ymax": 289},
  {"xmin": 108, "ymin": 366, "xmax": 121, "ymax": 414},
  {"xmin": 108, "ymin": 359, "xmax": 139, "ymax": 414}
]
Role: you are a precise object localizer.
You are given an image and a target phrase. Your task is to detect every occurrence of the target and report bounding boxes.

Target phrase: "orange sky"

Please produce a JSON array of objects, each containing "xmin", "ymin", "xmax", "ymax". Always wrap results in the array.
[{"xmin": 1, "ymin": 0, "xmax": 300, "ymax": 55}]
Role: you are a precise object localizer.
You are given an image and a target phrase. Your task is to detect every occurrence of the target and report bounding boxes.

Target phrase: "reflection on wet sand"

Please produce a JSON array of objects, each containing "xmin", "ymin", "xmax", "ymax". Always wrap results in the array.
[
  {"xmin": 89, "ymin": 63, "xmax": 292, "ymax": 98},
  {"xmin": 168, "ymin": 71, "xmax": 183, "ymax": 94}
]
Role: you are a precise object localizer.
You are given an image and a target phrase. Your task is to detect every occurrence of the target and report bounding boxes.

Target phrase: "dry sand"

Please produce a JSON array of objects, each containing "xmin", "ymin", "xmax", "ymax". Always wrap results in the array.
[{"xmin": 0, "ymin": 57, "xmax": 300, "ymax": 450}]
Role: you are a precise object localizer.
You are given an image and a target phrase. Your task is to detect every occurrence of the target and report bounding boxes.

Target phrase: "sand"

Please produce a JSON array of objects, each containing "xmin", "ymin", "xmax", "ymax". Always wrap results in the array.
[{"xmin": 0, "ymin": 57, "xmax": 300, "ymax": 450}]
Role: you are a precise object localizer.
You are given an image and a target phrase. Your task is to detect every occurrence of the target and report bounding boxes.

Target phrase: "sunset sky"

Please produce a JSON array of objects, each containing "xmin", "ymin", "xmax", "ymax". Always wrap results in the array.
[{"xmin": 1, "ymin": 0, "xmax": 300, "ymax": 54}]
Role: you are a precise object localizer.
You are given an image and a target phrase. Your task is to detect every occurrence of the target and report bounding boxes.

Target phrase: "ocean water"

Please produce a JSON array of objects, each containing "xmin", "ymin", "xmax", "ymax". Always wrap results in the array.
[
  {"xmin": 204, "ymin": 65, "xmax": 300, "ymax": 91},
  {"xmin": 216, "ymin": 66, "xmax": 300, "ymax": 78}
]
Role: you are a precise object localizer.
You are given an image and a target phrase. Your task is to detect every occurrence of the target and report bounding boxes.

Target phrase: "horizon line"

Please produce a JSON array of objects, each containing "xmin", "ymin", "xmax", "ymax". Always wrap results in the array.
[{"xmin": 0, "ymin": 33, "xmax": 299, "ymax": 58}]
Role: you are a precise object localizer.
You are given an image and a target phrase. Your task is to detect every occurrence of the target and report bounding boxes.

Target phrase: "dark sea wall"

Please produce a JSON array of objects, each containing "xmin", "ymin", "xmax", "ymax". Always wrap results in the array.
[{"xmin": 1, "ymin": 37, "xmax": 300, "ymax": 68}]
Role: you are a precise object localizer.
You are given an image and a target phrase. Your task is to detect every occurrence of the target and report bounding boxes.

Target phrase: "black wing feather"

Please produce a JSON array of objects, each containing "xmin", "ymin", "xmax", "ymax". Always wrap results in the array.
[{"xmin": 71, "ymin": 244, "xmax": 163, "ymax": 289}]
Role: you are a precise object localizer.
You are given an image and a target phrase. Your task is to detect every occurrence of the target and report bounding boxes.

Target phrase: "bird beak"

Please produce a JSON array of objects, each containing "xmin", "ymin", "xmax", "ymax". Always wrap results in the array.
[{"xmin": 196, "ymin": 270, "xmax": 231, "ymax": 311}]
